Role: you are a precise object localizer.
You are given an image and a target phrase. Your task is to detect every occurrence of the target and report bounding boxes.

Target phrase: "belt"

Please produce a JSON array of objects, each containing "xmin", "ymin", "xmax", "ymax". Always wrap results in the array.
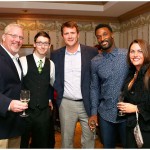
[
  {"xmin": 76, "ymin": 99, "xmax": 83, "ymax": 101},
  {"xmin": 64, "ymin": 97, "xmax": 83, "ymax": 102},
  {"xmin": 70, "ymin": 99, "xmax": 83, "ymax": 102}
]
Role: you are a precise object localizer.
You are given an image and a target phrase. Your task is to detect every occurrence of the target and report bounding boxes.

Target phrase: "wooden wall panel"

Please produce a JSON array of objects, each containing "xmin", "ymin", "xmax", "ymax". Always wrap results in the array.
[
  {"xmin": 132, "ymin": 28, "xmax": 138, "ymax": 41},
  {"xmin": 0, "ymin": 30, "xmax": 3, "ymax": 41},
  {"xmin": 137, "ymin": 27, "xmax": 143, "ymax": 39},
  {"xmin": 23, "ymin": 30, "xmax": 29, "ymax": 45},
  {"xmin": 29, "ymin": 30, "xmax": 37, "ymax": 45},
  {"xmin": 119, "ymin": 32, "xmax": 124, "ymax": 48},
  {"xmin": 85, "ymin": 32, "xmax": 94, "ymax": 47},
  {"xmin": 79, "ymin": 31, "xmax": 86, "ymax": 45},
  {"xmin": 127, "ymin": 30, "xmax": 132, "ymax": 47},
  {"xmin": 142, "ymin": 24, "xmax": 148, "ymax": 41},
  {"xmin": 56, "ymin": 31, "xmax": 65, "ymax": 49},
  {"xmin": 49, "ymin": 31, "xmax": 57, "ymax": 50},
  {"xmin": 149, "ymin": 24, "xmax": 150, "ymax": 44},
  {"xmin": 114, "ymin": 32, "xmax": 120, "ymax": 48},
  {"xmin": 123, "ymin": 31, "xmax": 128, "ymax": 49}
]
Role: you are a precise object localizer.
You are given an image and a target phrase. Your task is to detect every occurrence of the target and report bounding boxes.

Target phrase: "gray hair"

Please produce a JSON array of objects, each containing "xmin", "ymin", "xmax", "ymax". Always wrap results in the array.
[{"xmin": 4, "ymin": 23, "xmax": 23, "ymax": 34}]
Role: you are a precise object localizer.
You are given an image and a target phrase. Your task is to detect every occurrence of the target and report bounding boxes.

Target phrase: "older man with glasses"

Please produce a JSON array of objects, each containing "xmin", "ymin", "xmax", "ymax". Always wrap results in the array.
[{"xmin": 0, "ymin": 23, "xmax": 28, "ymax": 148}]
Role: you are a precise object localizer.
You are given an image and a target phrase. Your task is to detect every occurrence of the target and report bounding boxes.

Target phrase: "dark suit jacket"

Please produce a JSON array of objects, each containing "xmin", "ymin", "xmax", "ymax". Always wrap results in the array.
[
  {"xmin": 0, "ymin": 45, "xmax": 24, "ymax": 139},
  {"xmin": 51, "ymin": 44, "xmax": 98, "ymax": 117}
]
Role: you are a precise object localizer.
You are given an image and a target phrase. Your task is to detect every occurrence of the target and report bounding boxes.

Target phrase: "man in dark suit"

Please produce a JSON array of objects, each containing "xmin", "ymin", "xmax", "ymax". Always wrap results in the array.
[
  {"xmin": 51, "ymin": 21, "xmax": 98, "ymax": 148},
  {"xmin": 0, "ymin": 23, "xmax": 28, "ymax": 148}
]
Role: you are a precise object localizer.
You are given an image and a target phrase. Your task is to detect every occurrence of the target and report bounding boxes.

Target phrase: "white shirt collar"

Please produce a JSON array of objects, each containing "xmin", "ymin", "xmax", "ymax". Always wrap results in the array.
[
  {"xmin": 33, "ymin": 52, "xmax": 45, "ymax": 65},
  {"xmin": 65, "ymin": 44, "xmax": 81, "ymax": 55}
]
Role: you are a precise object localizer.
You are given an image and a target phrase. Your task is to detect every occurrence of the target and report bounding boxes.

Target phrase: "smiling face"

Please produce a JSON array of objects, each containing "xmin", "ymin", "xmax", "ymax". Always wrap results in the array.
[
  {"xmin": 129, "ymin": 43, "xmax": 144, "ymax": 71},
  {"xmin": 34, "ymin": 36, "xmax": 51, "ymax": 59},
  {"xmin": 62, "ymin": 27, "xmax": 79, "ymax": 49},
  {"xmin": 2, "ymin": 25, "xmax": 24, "ymax": 55},
  {"xmin": 95, "ymin": 27, "xmax": 114, "ymax": 52}
]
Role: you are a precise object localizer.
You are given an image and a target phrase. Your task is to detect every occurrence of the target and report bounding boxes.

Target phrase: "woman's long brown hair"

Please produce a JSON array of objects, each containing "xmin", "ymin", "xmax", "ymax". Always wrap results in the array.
[{"xmin": 127, "ymin": 39, "xmax": 150, "ymax": 90}]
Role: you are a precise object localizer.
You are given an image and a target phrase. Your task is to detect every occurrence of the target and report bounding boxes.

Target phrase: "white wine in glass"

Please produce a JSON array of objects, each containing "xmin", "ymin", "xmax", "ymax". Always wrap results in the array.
[
  {"xmin": 20, "ymin": 90, "xmax": 30, "ymax": 117},
  {"xmin": 118, "ymin": 92, "xmax": 125, "ymax": 116}
]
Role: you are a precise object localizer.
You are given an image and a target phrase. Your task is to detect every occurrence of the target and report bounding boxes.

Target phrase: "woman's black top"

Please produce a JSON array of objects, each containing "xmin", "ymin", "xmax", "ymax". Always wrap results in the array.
[{"xmin": 123, "ymin": 64, "xmax": 150, "ymax": 131}]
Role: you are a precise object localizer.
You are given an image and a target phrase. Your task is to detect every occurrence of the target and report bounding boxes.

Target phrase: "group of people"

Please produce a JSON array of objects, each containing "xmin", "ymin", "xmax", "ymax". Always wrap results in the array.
[
  {"xmin": 0, "ymin": 21, "xmax": 150, "ymax": 149},
  {"xmin": 0, "ymin": 23, "xmax": 55, "ymax": 148}
]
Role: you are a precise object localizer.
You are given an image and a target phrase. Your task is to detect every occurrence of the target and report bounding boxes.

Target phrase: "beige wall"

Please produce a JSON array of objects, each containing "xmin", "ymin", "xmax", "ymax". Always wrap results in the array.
[
  {"xmin": 119, "ymin": 12, "xmax": 150, "ymax": 49},
  {"xmin": 0, "ymin": 19, "xmax": 120, "ymax": 47},
  {"xmin": 0, "ymin": 11, "xmax": 150, "ymax": 57}
]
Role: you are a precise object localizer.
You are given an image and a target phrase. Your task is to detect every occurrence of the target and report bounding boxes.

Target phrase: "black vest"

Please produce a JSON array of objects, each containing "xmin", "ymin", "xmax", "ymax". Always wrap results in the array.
[{"xmin": 23, "ymin": 54, "xmax": 50, "ymax": 109}]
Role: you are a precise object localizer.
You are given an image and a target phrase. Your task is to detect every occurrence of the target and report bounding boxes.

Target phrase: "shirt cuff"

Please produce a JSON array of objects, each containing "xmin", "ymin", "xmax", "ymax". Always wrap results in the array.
[{"xmin": 8, "ymin": 105, "xmax": 11, "ymax": 111}]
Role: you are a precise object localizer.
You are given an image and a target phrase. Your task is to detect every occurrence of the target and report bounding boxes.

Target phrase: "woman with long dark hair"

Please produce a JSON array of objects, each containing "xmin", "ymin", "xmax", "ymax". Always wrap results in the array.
[{"xmin": 117, "ymin": 39, "xmax": 150, "ymax": 148}]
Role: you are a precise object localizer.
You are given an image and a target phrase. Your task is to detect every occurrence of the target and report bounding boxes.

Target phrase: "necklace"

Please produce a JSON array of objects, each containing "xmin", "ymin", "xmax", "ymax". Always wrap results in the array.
[{"xmin": 134, "ymin": 70, "xmax": 138, "ymax": 78}]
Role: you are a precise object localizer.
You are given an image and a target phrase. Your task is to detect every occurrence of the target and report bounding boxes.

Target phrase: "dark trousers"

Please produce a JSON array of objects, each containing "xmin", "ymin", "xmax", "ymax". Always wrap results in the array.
[
  {"xmin": 99, "ymin": 116, "xmax": 126, "ymax": 148},
  {"xmin": 20, "ymin": 107, "xmax": 55, "ymax": 148}
]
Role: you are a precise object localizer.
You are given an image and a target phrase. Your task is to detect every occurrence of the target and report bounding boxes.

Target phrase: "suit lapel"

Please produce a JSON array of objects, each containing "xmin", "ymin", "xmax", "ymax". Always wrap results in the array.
[
  {"xmin": 0, "ymin": 45, "xmax": 21, "ymax": 81},
  {"xmin": 59, "ymin": 48, "xmax": 65, "ymax": 85},
  {"xmin": 81, "ymin": 45, "xmax": 87, "ymax": 84},
  {"xmin": 9, "ymin": 57, "xmax": 21, "ymax": 81},
  {"xmin": 18, "ymin": 58, "xmax": 23, "ymax": 80}
]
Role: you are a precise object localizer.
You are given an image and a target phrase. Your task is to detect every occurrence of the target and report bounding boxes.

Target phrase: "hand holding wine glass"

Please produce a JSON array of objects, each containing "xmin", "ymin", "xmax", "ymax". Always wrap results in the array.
[
  {"xmin": 117, "ymin": 92, "xmax": 125, "ymax": 116},
  {"xmin": 9, "ymin": 100, "xmax": 28, "ymax": 112},
  {"xmin": 89, "ymin": 120, "xmax": 97, "ymax": 140},
  {"xmin": 20, "ymin": 90, "xmax": 30, "ymax": 117}
]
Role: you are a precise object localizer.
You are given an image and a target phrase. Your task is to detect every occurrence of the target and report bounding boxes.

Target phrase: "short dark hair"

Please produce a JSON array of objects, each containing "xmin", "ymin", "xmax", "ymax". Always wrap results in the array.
[
  {"xmin": 95, "ymin": 24, "xmax": 113, "ymax": 35},
  {"xmin": 34, "ymin": 31, "xmax": 51, "ymax": 43},
  {"xmin": 61, "ymin": 21, "xmax": 79, "ymax": 36}
]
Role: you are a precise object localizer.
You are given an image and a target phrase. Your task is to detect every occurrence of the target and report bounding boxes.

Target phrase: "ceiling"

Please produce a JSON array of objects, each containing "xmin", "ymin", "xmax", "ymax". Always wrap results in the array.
[{"xmin": 0, "ymin": 1, "xmax": 148, "ymax": 18}]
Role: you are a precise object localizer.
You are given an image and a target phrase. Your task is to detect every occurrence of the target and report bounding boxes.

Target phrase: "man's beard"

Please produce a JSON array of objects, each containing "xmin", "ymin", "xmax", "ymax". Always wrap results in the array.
[{"xmin": 100, "ymin": 39, "xmax": 113, "ymax": 51}]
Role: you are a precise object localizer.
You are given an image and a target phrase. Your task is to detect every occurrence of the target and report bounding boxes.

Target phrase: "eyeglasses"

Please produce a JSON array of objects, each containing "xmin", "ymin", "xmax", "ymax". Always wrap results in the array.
[
  {"xmin": 36, "ymin": 42, "xmax": 50, "ymax": 47},
  {"xmin": 6, "ymin": 33, "xmax": 24, "ymax": 40}
]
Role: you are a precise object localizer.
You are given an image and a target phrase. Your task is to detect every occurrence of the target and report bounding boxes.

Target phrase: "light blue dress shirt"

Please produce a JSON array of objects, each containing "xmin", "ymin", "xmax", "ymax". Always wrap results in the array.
[{"xmin": 63, "ymin": 45, "xmax": 82, "ymax": 100}]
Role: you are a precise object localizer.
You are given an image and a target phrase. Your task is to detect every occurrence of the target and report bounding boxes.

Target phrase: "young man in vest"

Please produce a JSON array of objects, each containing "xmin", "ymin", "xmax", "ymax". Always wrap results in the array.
[{"xmin": 19, "ymin": 31, "xmax": 55, "ymax": 148}]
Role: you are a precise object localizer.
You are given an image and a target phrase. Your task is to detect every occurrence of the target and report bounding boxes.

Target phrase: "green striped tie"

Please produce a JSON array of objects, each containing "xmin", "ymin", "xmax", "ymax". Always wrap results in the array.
[{"xmin": 38, "ymin": 60, "xmax": 43, "ymax": 74}]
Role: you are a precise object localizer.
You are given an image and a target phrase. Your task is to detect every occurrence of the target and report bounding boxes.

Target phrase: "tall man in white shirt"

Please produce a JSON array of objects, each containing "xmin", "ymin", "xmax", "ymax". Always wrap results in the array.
[
  {"xmin": 19, "ymin": 31, "xmax": 55, "ymax": 148},
  {"xmin": 51, "ymin": 21, "xmax": 98, "ymax": 148},
  {"xmin": 0, "ymin": 23, "xmax": 28, "ymax": 148}
]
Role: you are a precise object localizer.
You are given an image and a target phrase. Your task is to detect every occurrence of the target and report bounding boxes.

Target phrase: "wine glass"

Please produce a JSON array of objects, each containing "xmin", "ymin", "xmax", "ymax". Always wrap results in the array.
[
  {"xmin": 118, "ymin": 92, "xmax": 125, "ymax": 116},
  {"xmin": 20, "ymin": 90, "xmax": 30, "ymax": 117},
  {"xmin": 90, "ymin": 120, "xmax": 97, "ymax": 140}
]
